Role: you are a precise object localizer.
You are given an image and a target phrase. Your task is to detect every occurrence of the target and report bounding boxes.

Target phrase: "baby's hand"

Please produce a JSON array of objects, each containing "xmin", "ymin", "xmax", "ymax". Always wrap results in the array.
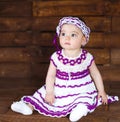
[
  {"xmin": 45, "ymin": 92, "xmax": 55, "ymax": 105},
  {"xmin": 98, "ymin": 91, "xmax": 108, "ymax": 105}
]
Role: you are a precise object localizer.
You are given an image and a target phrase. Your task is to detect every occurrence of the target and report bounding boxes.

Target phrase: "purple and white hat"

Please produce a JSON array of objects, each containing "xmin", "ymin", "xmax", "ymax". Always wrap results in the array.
[{"xmin": 56, "ymin": 16, "xmax": 90, "ymax": 42}]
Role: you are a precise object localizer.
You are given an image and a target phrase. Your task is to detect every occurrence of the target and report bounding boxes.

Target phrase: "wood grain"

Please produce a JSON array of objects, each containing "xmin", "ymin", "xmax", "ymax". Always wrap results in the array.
[{"xmin": 33, "ymin": 0, "xmax": 105, "ymax": 16}]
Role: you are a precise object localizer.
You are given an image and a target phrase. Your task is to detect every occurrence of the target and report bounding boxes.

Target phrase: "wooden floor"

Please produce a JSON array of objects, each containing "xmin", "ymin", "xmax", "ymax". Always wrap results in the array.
[{"xmin": 0, "ymin": 82, "xmax": 120, "ymax": 122}]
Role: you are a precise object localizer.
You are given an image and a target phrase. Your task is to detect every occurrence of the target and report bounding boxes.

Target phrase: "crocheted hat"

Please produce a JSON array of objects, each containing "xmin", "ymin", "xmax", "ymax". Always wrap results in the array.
[{"xmin": 56, "ymin": 16, "xmax": 90, "ymax": 42}]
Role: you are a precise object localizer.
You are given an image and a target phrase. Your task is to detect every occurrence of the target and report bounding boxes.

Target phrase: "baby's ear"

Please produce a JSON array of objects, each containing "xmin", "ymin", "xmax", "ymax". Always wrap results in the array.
[{"xmin": 81, "ymin": 36, "xmax": 87, "ymax": 46}]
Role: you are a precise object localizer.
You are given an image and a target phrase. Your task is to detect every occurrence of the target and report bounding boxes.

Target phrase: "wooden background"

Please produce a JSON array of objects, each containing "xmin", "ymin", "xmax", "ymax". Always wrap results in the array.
[{"xmin": 0, "ymin": 0, "xmax": 120, "ymax": 92}]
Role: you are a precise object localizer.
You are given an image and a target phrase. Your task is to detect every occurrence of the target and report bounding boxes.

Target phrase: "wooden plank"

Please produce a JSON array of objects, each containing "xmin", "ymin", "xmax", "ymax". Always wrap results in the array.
[
  {"xmin": 31, "ymin": 63, "xmax": 49, "ymax": 80},
  {"xmin": 110, "ymin": 33, "xmax": 120, "ymax": 48},
  {"xmin": 103, "ymin": 81, "xmax": 120, "ymax": 96},
  {"xmin": 80, "ymin": 33, "xmax": 107, "ymax": 48},
  {"xmin": 99, "ymin": 66, "xmax": 120, "ymax": 82},
  {"xmin": 0, "ymin": 32, "xmax": 32, "ymax": 46},
  {"xmin": 33, "ymin": 17, "xmax": 111, "ymax": 32},
  {"xmin": 0, "ymin": 114, "xmax": 70, "ymax": 122},
  {"xmin": 33, "ymin": 32, "xmax": 106, "ymax": 48},
  {"xmin": 105, "ymin": 0, "xmax": 120, "ymax": 16},
  {"xmin": 0, "ymin": 63, "xmax": 31, "ymax": 78},
  {"xmin": 33, "ymin": 32, "xmax": 54, "ymax": 46},
  {"xmin": 0, "ymin": 0, "xmax": 30, "ymax": 1},
  {"xmin": 0, "ymin": 18, "xmax": 32, "ymax": 31},
  {"xmin": 0, "ymin": 48, "xmax": 31, "ymax": 62},
  {"xmin": 112, "ymin": 17, "xmax": 120, "ymax": 32},
  {"xmin": 87, "ymin": 49, "xmax": 110, "ymax": 65},
  {"xmin": 84, "ymin": 17, "xmax": 111, "ymax": 32},
  {"xmin": 111, "ymin": 49, "xmax": 120, "ymax": 65},
  {"xmin": 33, "ymin": 0, "xmax": 105, "ymax": 16},
  {"xmin": 0, "ymin": 32, "xmax": 111, "ymax": 48},
  {"xmin": 0, "ymin": 1, "xmax": 32, "ymax": 17},
  {"xmin": 0, "ymin": 78, "xmax": 41, "ymax": 89}
]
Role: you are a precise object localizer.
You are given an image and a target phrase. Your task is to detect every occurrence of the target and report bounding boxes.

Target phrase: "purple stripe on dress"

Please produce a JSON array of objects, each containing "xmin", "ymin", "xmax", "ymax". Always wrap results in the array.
[
  {"xmin": 56, "ymin": 69, "xmax": 90, "ymax": 80},
  {"xmin": 55, "ymin": 93, "xmax": 79, "ymax": 99},
  {"xmin": 55, "ymin": 90, "xmax": 97, "ymax": 99},
  {"xmin": 56, "ymin": 75, "xmax": 69, "ymax": 80},
  {"xmin": 87, "ymin": 90, "xmax": 97, "ymax": 95},
  {"xmin": 54, "ymin": 84, "xmax": 66, "ymax": 88},
  {"xmin": 56, "ymin": 69, "xmax": 69, "ymax": 80},
  {"xmin": 70, "ymin": 69, "xmax": 89, "ymax": 80},
  {"xmin": 71, "ymin": 72, "xmax": 89, "ymax": 80},
  {"xmin": 55, "ymin": 80, "xmax": 93, "ymax": 88},
  {"xmin": 71, "ymin": 69, "xmax": 89, "ymax": 76},
  {"xmin": 56, "ymin": 95, "xmax": 92, "ymax": 99},
  {"xmin": 68, "ymin": 80, "xmax": 93, "ymax": 88}
]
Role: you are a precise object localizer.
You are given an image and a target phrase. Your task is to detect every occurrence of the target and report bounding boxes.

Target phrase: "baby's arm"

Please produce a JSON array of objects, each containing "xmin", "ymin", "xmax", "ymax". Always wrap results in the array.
[
  {"xmin": 45, "ymin": 61, "xmax": 56, "ymax": 105},
  {"xmin": 89, "ymin": 61, "xmax": 108, "ymax": 104}
]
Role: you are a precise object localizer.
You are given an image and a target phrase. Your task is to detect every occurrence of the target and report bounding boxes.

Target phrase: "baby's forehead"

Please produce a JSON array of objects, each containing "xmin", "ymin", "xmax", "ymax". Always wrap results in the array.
[{"xmin": 61, "ymin": 24, "xmax": 82, "ymax": 32}]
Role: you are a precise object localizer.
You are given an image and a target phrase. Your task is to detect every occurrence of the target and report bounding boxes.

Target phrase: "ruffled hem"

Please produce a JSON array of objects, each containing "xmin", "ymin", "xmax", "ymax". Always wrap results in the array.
[
  {"xmin": 21, "ymin": 95, "xmax": 119, "ymax": 118},
  {"xmin": 22, "ymin": 96, "xmax": 72, "ymax": 118}
]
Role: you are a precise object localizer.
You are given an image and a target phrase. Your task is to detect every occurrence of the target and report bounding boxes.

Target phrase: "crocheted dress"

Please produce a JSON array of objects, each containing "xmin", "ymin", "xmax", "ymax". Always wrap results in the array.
[{"xmin": 22, "ymin": 49, "xmax": 119, "ymax": 117}]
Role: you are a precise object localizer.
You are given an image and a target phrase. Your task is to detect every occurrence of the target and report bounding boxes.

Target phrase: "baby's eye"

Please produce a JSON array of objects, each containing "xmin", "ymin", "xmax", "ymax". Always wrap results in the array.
[
  {"xmin": 71, "ymin": 33, "xmax": 77, "ymax": 37},
  {"xmin": 60, "ymin": 32, "xmax": 65, "ymax": 36}
]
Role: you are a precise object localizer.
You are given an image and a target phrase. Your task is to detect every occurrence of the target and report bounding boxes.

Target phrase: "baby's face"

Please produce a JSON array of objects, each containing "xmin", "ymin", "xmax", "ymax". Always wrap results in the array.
[{"xmin": 59, "ymin": 24, "xmax": 86, "ymax": 50}]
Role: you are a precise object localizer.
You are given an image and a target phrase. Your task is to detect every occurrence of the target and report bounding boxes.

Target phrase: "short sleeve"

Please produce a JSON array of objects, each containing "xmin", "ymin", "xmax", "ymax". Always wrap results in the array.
[
  {"xmin": 86, "ymin": 52, "xmax": 94, "ymax": 68},
  {"xmin": 50, "ymin": 52, "xmax": 57, "ymax": 67}
]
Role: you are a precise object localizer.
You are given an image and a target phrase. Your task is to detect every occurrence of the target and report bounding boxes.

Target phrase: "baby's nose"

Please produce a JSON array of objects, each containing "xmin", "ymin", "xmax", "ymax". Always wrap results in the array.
[{"xmin": 65, "ymin": 35, "xmax": 70, "ymax": 40}]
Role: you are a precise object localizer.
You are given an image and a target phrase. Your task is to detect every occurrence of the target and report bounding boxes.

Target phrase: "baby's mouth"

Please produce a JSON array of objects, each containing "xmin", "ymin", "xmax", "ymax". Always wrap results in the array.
[{"xmin": 65, "ymin": 42, "xmax": 70, "ymax": 45}]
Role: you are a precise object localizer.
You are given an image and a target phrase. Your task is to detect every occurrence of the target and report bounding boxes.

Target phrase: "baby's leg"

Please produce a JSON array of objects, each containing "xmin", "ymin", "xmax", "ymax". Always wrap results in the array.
[
  {"xmin": 69, "ymin": 104, "xmax": 88, "ymax": 122},
  {"xmin": 11, "ymin": 101, "xmax": 33, "ymax": 115},
  {"xmin": 28, "ymin": 103, "xmax": 34, "ymax": 110}
]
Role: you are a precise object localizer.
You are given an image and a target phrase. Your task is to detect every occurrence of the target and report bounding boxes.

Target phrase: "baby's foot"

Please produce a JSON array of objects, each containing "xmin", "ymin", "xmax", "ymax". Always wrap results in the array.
[{"xmin": 11, "ymin": 101, "xmax": 33, "ymax": 115}]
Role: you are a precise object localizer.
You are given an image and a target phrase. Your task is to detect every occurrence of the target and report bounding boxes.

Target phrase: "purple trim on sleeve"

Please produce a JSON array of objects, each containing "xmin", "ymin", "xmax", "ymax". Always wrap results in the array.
[
  {"xmin": 87, "ymin": 58, "xmax": 94, "ymax": 68},
  {"xmin": 50, "ymin": 58, "xmax": 57, "ymax": 67}
]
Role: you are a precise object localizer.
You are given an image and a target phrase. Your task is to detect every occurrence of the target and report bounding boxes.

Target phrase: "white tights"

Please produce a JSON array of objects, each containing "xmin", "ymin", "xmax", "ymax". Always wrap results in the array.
[{"xmin": 69, "ymin": 104, "xmax": 88, "ymax": 122}]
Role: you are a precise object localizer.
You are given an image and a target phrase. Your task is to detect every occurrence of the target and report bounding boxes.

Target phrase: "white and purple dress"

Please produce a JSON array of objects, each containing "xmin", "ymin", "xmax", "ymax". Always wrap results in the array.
[{"xmin": 22, "ymin": 49, "xmax": 119, "ymax": 117}]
